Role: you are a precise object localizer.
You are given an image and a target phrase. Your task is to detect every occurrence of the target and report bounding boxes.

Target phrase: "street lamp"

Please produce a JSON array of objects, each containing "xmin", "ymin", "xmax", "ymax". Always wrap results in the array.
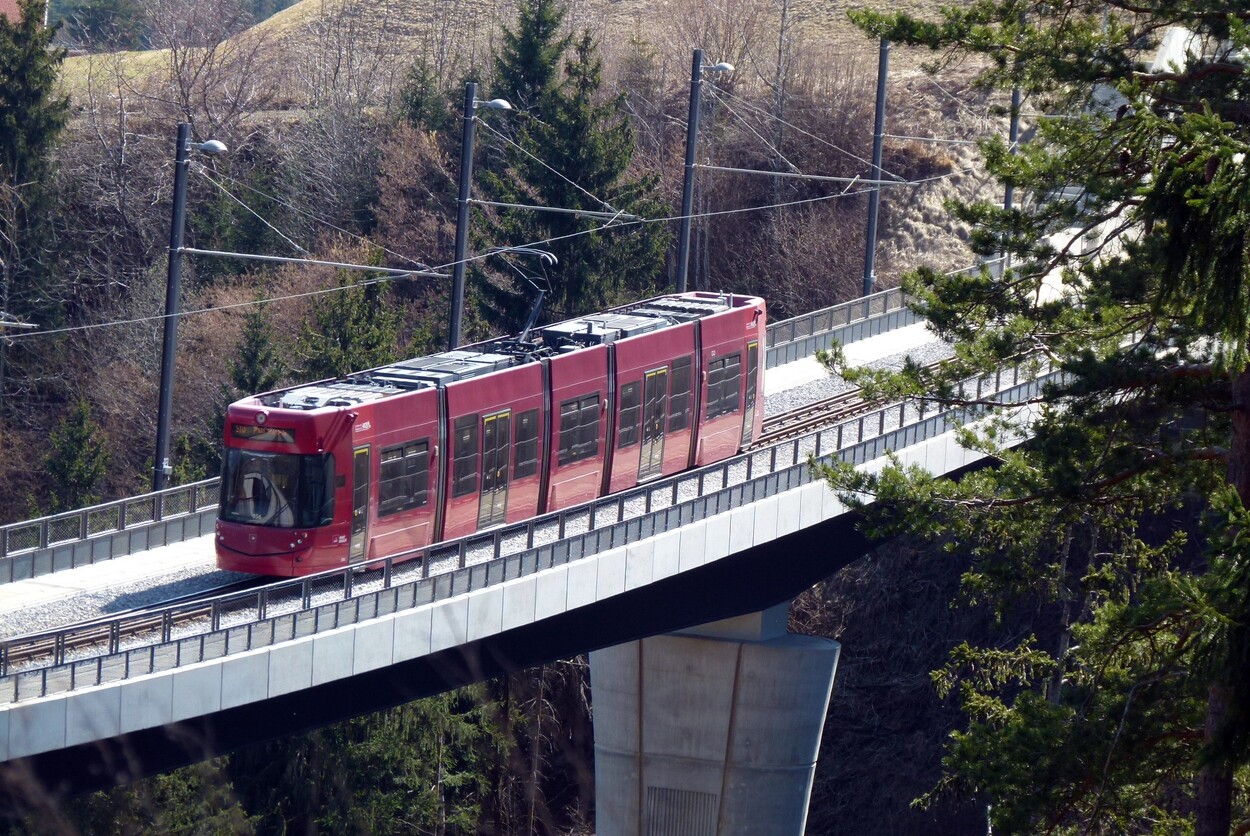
[
  {"xmin": 676, "ymin": 49, "xmax": 734, "ymax": 294},
  {"xmin": 448, "ymin": 83, "xmax": 512, "ymax": 350},
  {"xmin": 152, "ymin": 122, "xmax": 226, "ymax": 492},
  {"xmin": 862, "ymin": 39, "xmax": 889, "ymax": 297}
]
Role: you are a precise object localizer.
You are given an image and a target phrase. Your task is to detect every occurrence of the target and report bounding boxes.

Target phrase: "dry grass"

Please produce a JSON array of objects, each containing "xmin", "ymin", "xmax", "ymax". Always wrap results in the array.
[{"xmin": 59, "ymin": 0, "xmax": 963, "ymax": 101}]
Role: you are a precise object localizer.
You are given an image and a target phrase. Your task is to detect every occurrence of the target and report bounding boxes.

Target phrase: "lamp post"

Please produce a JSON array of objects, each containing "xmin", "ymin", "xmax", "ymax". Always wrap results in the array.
[
  {"xmin": 862, "ymin": 39, "xmax": 889, "ymax": 298},
  {"xmin": 152, "ymin": 122, "xmax": 226, "ymax": 492},
  {"xmin": 676, "ymin": 49, "xmax": 733, "ymax": 294},
  {"xmin": 448, "ymin": 83, "xmax": 512, "ymax": 350}
]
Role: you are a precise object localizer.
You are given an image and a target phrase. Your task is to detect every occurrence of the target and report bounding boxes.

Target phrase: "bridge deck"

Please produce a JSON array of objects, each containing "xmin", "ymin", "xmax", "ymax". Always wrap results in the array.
[{"xmin": 0, "ymin": 321, "xmax": 941, "ymax": 637}]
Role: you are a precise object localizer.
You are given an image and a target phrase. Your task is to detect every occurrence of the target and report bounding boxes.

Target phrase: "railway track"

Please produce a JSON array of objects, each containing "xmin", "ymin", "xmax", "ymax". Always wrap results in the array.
[
  {"xmin": 755, "ymin": 388, "xmax": 874, "ymax": 447},
  {"xmin": 1, "ymin": 577, "xmax": 266, "ymax": 673},
  {"xmin": 4, "ymin": 367, "xmax": 943, "ymax": 675},
  {"xmin": 754, "ymin": 359, "xmax": 950, "ymax": 448}
]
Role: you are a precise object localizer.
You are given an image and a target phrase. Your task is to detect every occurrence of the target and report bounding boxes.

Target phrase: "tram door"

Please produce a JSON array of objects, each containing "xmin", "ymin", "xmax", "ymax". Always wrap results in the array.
[
  {"xmin": 478, "ymin": 411, "xmax": 512, "ymax": 529},
  {"xmin": 638, "ymin": 367, "xmax": 669, "ymax": 481},
  {"xmin": 740, "ymin": 340, "xmax": 759, "ymax": 446},
  {"xmin": 350, "ymin": 446, "xmax": 371, "ymax": 563}
]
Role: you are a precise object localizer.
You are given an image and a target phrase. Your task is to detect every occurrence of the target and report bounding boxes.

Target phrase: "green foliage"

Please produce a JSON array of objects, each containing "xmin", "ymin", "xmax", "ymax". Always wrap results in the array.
[
  {"xmin": 169, "ymin": 431, "xmax": 218, "ymax": 486},
  {"xmin": 44, "ymin": 398, "xmax": 109, "ymax": 511},
  {"xmin": 57, "ymin": 760, "xmax": 254, "ymax": 835},
  {"xmin": 57, "ymin": 0, "xmax": 146, "ymax": 50},
  {"xmin": 475, "ymin": 0, "xmax": 670, "ymax": 333},
  {"xmin": 820, "ymin": 2, "xmax": 1250, "ymax": 830},
  {"xmin": 298, "ymin": 271, "xmax": 401, "ymax": 379},
  {"xmin": 229, "ymin": 687, "xmax": 507, "ymax": 833},
  {"xmin": 0, "ymin": 0, "xmax": 70, "ymax": 410},
  {"xmin": 398, "ymin": 59, "xmax": 459, "ymax": 135},
  {"xmin": 229, "ymin": 300, "xmax": 286, "ymax": 396},
  {"xmin": 246, "ymin": 0, "xmax": 297, "ymax": 22},
  {"xmin": 491, "ymin": 0, "xmax": 569, "ymax": 113},
  {"xmin": 0, "ymin": 1, "xmax": 68, "ymax": 188}
]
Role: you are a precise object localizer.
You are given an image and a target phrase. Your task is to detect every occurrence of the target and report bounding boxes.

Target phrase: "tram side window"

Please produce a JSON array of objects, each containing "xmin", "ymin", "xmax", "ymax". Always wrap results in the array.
[
  {"xmin": 668, "ymin": 356, "xmax": 692, "ymax": 431},
  {"xmin": 379, "ymin": 440, "xmax": 430, "ymax": 516},
  {"xmin": 558, "ymin": 393, "xmax": 600, "ymax": 466},
  {"xmin": 453, "ymin": 415, "xmax": 480, "ymax": 497},
  {"xmin": 705, "ymin": 353, "xmax": 742, "ymax": 419},
  {"xmin": 617, "ymin": 382, "xmax": 641, "ymax": 448},
  {"xmin": 513, "ymin": 409, "xmax": 540, "ymax": 479}
]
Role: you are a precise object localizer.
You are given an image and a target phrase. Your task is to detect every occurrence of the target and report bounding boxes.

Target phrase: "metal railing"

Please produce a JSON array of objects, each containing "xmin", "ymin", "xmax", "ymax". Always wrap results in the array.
[
  {"xmin": 765, "ymin": 287, "xmax": 917, "ymax": 368},
  {"xmin": 0, "ymin": 480, "xmax": 219, "ymax": 584},
  {"xmin": 0, "ymin": 357, "xmax": 1055, "ymax": 705},
  {"xmin": 0, "ymin": 290, "xmax": 916, "ymax": 586}
]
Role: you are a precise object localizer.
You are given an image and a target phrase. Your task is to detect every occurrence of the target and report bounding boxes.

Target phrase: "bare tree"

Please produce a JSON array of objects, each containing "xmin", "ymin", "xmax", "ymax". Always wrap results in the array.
[{"xmin": 141, "ymin": 0, "xmax": 276, "ymax": 136}]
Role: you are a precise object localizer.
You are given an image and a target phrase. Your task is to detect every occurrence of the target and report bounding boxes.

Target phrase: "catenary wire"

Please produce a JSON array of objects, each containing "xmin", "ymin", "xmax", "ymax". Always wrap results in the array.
[{"xmin": 7, "ymin": 162, "xmax": 977, "ymax": 342}]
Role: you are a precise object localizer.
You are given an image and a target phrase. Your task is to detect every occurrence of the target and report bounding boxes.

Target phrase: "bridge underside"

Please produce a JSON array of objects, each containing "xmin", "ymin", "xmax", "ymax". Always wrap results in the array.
[{"xmin": 0, "ymin": 510, "xmax": 874, "ymax": 805}]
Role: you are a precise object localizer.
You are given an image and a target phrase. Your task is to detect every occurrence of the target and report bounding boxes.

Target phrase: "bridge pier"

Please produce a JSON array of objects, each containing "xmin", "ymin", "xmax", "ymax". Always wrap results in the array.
[{"xmin": 590, "ymin": 604, "xmax": 840, "ymax": 835}]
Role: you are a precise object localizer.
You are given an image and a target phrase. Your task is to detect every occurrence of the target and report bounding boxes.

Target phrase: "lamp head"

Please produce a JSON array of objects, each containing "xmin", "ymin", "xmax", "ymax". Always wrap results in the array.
[
  {"xmin": 193, "ymin": 139, "xmax": 228, "ymax": 156},
  {"xmin": 474, "ymin": 98, "xmax": 513, "ymax": 111},
  {"xmin": 705, "ymin": 62, "xmax": 734, "ymax": 73}
]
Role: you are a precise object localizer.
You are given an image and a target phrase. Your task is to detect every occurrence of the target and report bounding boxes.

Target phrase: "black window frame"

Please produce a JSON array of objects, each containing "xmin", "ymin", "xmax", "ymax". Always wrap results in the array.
[
  {"xmin": 617, "ymin": 381, "xmax": 641, "ymax": 448},
  {"xmin": 378, "ymin": 439, "xmax": 431, "ymax": 517},
  {"xmin": 452, "ymin": 415, "xmax": 480, "ymax": 497},
  {"xmin": 558, "ymin": 393, "xmax": 601, "ymax": 466},
  {"xmin": 705, "ymin": 353, "xmax": 742, "ymax": 419},
  {"xmin": 512, "ymin": 408, "xmax": 541, "ymax": 479},
  {"xmin": 667, "ymin": 356, "xmax": 692, "ymax": 432}
]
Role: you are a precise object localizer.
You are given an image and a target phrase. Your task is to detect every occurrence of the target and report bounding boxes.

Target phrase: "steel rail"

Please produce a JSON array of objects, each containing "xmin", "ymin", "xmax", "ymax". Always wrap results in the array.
[{"xmin": 1, "ymin": 579, "xmax": 266, "ymax": 670}]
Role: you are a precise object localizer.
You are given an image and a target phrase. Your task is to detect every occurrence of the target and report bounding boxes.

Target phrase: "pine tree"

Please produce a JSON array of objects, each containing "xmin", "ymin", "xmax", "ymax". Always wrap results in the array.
[
  {"xmin": 229, "ymin": 300, "xmax": 286, "ymax": 396},
  {"xmin": 44, "ymin": 398, "xmax": 110, "ymax": 511},
  {"xmin": 0, "ymin": 0, "xmax": 69, "ymax": 414},
  {"xmin": 58, "ymin": 0, "xmax": 147, "ymax": 50},
  {"xmin": 226, "ymin": 687, "xmax": 502, "ymax": 833},
  {"xmin": 299, "ymin": 273, "xmax": 400, "ymax": 379},
  {"xmin": 818, "ymin": 4, "xmax": 1250, "ymax": 833},
  {"xmin": 398, "ymin": 59, "xmax": 459, "ymax": 135},
  {"xmin": 491, "ymin": 0, "xmax": 568, "ymax": 115},
  {"xmin": 475, "ymin": 0, "xmax": 669, "ymax": 334}
]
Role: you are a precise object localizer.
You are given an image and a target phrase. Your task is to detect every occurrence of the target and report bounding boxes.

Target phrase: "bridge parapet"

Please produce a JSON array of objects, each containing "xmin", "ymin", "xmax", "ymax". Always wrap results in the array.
[
  {"xmin": 0, "ymin": 288, "xmax": 913, "ymax": 587},
  {"xmin": 1, "ymin": 358, "xmax": 1056, "ymax": 711}
]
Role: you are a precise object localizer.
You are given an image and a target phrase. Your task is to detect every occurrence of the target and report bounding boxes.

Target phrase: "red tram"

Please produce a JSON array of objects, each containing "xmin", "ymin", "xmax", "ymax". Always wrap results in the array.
[{"xmin": 215, "ymin": 292, "xmax": 766, "ymax": 576}]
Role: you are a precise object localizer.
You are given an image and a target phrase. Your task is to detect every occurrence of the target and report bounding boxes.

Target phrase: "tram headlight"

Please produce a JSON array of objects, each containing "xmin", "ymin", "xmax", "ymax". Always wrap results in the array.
[{"xmin": 255, "ymin": 411, "xmax": 268, "ymax": 426}]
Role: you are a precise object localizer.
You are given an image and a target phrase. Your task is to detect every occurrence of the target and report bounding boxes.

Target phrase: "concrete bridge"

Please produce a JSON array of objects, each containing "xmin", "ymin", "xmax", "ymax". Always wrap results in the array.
[{"xmin": 0, "ymin": 292, "xmax": 1050, "ymax": 832}]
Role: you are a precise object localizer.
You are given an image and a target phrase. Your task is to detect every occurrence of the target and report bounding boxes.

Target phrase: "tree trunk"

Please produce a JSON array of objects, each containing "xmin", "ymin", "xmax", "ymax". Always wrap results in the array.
[
  {"xmin": 1196, "ymin": 682, "xmax": 1234, "ymax": 836},
  {"xmin": 1198, "ymin": 366, "xmax": 1250, "ymax": 836}
]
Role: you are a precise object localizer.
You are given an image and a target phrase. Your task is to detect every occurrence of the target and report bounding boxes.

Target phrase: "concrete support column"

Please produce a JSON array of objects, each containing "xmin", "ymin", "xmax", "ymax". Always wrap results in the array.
[{"xmin": 591, "ymin": 604, "xmax": 840, "ymax": 835}]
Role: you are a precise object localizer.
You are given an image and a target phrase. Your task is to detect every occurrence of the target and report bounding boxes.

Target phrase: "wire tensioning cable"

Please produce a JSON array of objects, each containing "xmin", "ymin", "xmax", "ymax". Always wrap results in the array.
[
  {"xmin": 704, "ymin": 84, "xmax": 906, "ymax": 181},
  {"xmin": 7, "ymin": 163, "xmax": 978, "ymax": 342},
  {"xmin": 475, "ymin": 119, "xmax": 622, "ymax": 216}
]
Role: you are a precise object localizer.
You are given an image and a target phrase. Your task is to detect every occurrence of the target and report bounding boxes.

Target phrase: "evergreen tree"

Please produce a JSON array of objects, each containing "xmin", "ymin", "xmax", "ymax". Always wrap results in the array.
[
  {"xmin": 491, "ymin": 0, "xmax": 568, "ymax": 115},
  {"xmin": 475, "ymin": 0, "xmax": 669, "ymax": 334},
  {"xmin": 229, "ymin": 300, "xmax": 286, "ymax": 396},
  {"xmin": 56, "ymin": 761, "xmax": 253, "ymax": 835},
  {"xmin": 168, "ymin": 432, "xmax": 216, "ymax": 487},
  {"xmin": 397, "ymin": 59, "xmax": 459, "ymax": 135},
  {"xmin": 58, "ymin": 0, "xmax": 146, "ymax": 50},
  {"xmin": 299, "ymin": 272, "xmax": 400, "ymax": 379},
  {"xmin": 0, "ymin": 0, "xmax": 69, "ymax": 413},
  {"xmin": 44, "ymin": 398, "xmax": 110, "ymax": 511},
  {"xmin": 229, "ymin": 688, "xmax": 502, "ymax": 833},
  {"xmin": 820, "ymin": 4, "xmax": 1250, "ymax": 833}
]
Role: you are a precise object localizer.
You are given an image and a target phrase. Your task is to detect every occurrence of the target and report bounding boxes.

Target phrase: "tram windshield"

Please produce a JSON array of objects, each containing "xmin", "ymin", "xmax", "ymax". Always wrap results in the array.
[{"xmin": 219, "ymin": 450, "xmax": 335, "ymax": 528}]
